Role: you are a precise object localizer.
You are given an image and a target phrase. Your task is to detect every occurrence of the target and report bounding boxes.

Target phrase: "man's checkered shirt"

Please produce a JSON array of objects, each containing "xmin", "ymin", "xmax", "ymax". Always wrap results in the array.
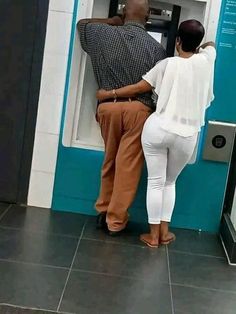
[{"xmin": 79, "ymin": 21, "xmax": 167, "ymax": 109}]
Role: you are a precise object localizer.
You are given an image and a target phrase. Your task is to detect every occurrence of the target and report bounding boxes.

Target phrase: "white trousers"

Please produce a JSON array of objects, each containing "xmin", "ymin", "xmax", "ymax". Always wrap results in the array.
[{"xmin": 142, "ymin": 114, "xmax": 198, "ymax": 224}]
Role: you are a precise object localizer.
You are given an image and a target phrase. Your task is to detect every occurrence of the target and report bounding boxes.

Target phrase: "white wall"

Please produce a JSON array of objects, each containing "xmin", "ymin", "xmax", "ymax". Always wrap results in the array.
[{"xmin": 27, "ymin": 0, "xmax": 74, "ymax": 208}]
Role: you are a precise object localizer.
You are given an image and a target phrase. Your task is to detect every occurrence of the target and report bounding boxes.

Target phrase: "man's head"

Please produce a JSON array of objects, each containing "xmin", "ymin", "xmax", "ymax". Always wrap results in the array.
[
  {"xmin": 123, "ymin": 0, "xmax": 150, "ymax": 25},
  {"xmin": 176, "ymin": 20, "xmax": 205, "ymax": 53}
]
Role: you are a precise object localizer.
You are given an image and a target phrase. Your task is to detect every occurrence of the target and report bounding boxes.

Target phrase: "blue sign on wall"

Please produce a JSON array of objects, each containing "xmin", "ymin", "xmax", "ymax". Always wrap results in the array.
[{"xmin": 208, "ymin": 0, "xmax": 236, "ymax": 122}]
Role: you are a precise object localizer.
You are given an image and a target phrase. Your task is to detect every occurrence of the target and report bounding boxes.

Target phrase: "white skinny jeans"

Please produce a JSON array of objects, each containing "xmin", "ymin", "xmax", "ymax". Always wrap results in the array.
[{"xmin": 141, "ymin": 114, "xmax": 198, "ymax": 224}]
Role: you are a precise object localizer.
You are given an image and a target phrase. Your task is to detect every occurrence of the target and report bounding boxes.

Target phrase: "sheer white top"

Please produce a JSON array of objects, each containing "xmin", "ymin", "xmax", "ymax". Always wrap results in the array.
[{"xmin": 143, "ymin": 46, "xmax": 216, "ymax": 137}]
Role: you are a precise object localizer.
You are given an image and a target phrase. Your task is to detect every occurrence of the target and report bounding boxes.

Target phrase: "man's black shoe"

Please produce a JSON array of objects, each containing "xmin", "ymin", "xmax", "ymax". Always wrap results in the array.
[
  {"xmin": 96, "ymin": 212, "xmax": 107, "ymax": 229},
  {"xmin": 108, "ymin": 229, "xmax": 124, "ymax": 237}
]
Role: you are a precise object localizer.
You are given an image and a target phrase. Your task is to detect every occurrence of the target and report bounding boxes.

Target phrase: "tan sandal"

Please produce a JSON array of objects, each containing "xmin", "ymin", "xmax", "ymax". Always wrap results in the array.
[
  {"xmin": 160, "ymin": 233, "xmax": 176, "ymax": 245},
  {"xmin": 140, "ymin": 234, "xmax": 159, "ymax": 248}
]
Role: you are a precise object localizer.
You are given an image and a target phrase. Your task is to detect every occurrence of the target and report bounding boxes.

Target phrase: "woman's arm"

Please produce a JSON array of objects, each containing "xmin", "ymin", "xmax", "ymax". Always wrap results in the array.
[
  {"xmin": 196, "ymin": 41, "xmax": 215, "ymax": 53},
  {"xmin": 96, "ymin": 80, "xmax": 152, "ymax": 101}
]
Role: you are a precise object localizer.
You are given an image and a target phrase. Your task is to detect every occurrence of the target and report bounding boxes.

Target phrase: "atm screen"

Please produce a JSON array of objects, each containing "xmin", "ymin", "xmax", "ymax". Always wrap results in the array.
[{"xmin": 148, "ymin": 31, "xmax": 162, "ymax": 44}]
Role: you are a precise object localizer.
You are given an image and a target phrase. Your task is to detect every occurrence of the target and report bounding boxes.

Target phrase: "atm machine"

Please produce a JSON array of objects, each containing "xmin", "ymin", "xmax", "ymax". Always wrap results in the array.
[
  {"xmin": 62, "ymin": 0, "xmax": 188, "ymax": 150},
  {"xmin": 63, "ymin": 0, "xmax": 213, "ymax": 152},
  {"xmin": 55, "ymin": 0, "xmax": 223, "ymax": 231}
]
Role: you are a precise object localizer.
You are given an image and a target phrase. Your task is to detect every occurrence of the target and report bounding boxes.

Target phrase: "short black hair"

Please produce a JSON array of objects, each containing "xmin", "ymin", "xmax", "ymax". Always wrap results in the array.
[{"xmin": 177, "ymin": 20, "xmax": 205, "ymax": 52}]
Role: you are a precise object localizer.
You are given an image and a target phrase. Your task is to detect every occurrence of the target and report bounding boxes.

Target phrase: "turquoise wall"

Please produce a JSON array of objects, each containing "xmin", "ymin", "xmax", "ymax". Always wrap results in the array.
[{"xmin": 52, "ymin": 0, "xmax": 236, "ymax": 232}]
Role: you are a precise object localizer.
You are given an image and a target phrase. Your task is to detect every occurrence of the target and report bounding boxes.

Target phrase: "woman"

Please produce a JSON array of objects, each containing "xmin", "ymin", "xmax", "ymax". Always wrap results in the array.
[{"xmin": 96, "ymin": 20, "xmax": 216, "ymax": 248}]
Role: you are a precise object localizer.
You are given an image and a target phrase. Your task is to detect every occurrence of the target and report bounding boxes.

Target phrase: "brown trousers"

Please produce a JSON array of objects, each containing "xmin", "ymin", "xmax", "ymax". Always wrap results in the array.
[{"xmin": 96, "ymin": 100, "xmax": 151, "ymax": 231}]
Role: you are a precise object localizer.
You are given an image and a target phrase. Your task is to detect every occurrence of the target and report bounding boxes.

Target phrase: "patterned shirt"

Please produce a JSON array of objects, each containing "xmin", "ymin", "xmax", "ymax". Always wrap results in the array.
[{"xmin": 79, "ymin": 21, "xmax": 167, "ymax": 109}]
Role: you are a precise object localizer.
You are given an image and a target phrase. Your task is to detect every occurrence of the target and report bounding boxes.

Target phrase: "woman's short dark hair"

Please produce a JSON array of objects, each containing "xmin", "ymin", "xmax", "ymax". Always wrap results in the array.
[{"xmin": 177, "ymin": 20, "xmax": 205, "ymax": 52}]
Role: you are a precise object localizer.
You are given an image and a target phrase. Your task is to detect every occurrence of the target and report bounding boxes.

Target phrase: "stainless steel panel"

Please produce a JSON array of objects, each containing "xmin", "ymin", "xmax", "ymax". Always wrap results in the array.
[{"xmin": 203, "ymin": 121, "xmax": 236, "ymax": 163}]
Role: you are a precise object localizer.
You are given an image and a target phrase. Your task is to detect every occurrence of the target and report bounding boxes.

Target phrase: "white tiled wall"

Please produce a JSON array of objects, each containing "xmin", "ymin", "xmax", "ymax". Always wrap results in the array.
[
  {"xmin": 28, "ymin": 0, "xmax": 74, "ymax": 208},
  {"xmin": 49, "ymin": 0, "xmax": 74, "ymax": 13},
  {"xmin": 28, "ymin": 171, "xmax": 55, "ymax": 209}
]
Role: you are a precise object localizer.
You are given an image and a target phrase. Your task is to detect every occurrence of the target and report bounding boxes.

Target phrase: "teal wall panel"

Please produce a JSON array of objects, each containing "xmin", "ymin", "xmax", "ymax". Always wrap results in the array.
[{"xmin": 52, "ymin": 0, "xmax": 236, "ymax": 233}]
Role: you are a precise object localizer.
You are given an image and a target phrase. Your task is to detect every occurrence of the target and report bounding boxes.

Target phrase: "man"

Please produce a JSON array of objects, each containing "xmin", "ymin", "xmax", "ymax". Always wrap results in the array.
[{"xmin": 78, "ymin": 0, "xmax": 166, "ymax": 235}]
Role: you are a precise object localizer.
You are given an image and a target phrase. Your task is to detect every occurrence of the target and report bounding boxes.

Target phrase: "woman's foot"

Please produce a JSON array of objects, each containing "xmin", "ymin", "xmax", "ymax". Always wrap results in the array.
[
  {"xmin": 140, "ymin": 233, "xmax": 159, "ymax": 248},
  {"xmin": 160, "ymin": 222, "xmax": 176, "ymax": 245},
  {"xmin": 160, "ymin": 232, "xmax": 176, "ymax": 245},
  {"xmin": 140, "ymin": 224, "xmax": 160, "ymax": 248}
]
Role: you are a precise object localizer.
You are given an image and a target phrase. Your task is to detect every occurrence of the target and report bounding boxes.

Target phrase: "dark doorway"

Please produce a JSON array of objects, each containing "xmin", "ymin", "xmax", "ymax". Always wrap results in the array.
[
  {"xmin": 0, "ymin": 0, "xmax": 49, "ymax": 204},
  {"xmin": 220, "ymin": 134, "xmax": 236, "ymax": 264}
]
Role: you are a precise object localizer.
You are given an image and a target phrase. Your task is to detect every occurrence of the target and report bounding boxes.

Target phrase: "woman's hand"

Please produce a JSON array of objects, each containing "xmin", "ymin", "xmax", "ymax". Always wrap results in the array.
[
  {"xmin": 96, "ymin": 80, "xmax": 152, "ymax": 102},
  {"xmin": 96, "ymin": 89, "xmax": 112, "ymax": 101}
]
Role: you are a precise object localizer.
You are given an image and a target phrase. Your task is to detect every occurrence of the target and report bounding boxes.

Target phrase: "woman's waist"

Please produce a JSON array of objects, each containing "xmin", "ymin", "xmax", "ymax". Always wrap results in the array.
[{"xmin": 145, "ymin": 113, "xmax": 200, "ymax": 137}]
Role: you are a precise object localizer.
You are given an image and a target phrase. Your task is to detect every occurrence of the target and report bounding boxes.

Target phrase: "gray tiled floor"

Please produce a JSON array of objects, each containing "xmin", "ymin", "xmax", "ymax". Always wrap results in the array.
[
  {"xmin": 0, "ymin": 204, "xmax": 235, "ymax": 314},
  {"xmin": 172, "ymin": 285, "xmax": 236, "ymax": 314},
  {"xmin": 0, "ymin": 202, "xmax": 10, "ymax": 218},
  {"xmin": 60, "ymin": 270, "xmax": 172, "ymax": 314}
]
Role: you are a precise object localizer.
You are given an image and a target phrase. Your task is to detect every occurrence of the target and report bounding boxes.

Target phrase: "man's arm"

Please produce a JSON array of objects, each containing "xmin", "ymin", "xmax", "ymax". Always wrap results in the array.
[
  {"xmin": 77, "ymin": 16, "xmax": 123, "ymax": 53},
  {"xmin": 77, "ymin": 16, "xmax": 123, "ymax": 30}
]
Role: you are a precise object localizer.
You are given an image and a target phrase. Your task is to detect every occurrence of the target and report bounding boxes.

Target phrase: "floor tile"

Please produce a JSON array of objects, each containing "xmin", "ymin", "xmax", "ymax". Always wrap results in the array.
[
  {"xmin": 0, "ymin": 304, "xmax": 59, "ymax": 313},
  {"xmin": 172, "ymin": 284, "xmax": 236, "ymax": 314},
  {"xmin": 83, "ymin": 216, "xmax": 149, "ymax": 246},
  {"xmin": 73, "ymin": 239, "xmax": 168, "ymax": 282},
  {"xmin": 60, "ymin": 270, "xmax": 172, "ymax": 314},
  {"xmin": 0, "ymin": 203, "xmax": 10, "ymax": 216},
  {"xmin": 0, "ymin": 227, "xmax": 78, "ymax": 267},
  {"xmin": 169, "ymin": 228, "xmax": 224, "ymax": 257},
  {"xmin": 169, "ymin": 251, "xmax": 236, "ymax": 292},
  {"xmin": 0, "ymin": 260, "xmax": 68, "ymax": 310},
  {"xmin": 0, "ymin": 205, "xmax": 87, "ymax": 237}
]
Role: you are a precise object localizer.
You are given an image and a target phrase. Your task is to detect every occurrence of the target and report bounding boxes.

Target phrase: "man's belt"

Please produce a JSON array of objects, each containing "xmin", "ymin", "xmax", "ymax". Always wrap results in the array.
[{"xmin": 99, "ymin": 97, "xmax": 136, "ymax": 104}]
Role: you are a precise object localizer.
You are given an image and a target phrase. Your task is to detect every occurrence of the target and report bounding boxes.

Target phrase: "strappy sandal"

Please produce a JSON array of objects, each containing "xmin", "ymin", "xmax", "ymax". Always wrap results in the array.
[
  {"xmin": 140, "ymin": 234, "xmax": 159, "ymax": 248},
  {"xmin": 160, "ymin": 233, "xmax": 176, "ymax": 245}
]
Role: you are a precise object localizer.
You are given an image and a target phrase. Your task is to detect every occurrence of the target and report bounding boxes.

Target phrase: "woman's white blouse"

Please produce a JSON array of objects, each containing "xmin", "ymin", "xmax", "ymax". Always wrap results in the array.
[{"xmin": 143, "ymin": 46, "xmax": 216, "ymax": 137}]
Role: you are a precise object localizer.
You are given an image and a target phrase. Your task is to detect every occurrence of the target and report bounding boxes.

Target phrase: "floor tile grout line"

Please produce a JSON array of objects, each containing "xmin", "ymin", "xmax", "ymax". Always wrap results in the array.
[
  {"xmin": 0, "ymin": 204, "xmax": 12, "ymax": 222},
  {"xmin": 169, "ymin": 248, "xmax": 225, "ymax": 260},
  {"xmin": 0, "ymin": 258, "xmax": 70, "ymax": 271},
  {"xmin": 70, "ymin": 267, "xmax": 169, "ymax": 283},
  {"xmin": 82, "ymin": 236, "xmax": 166, "ymax": 250},
  {"xmin": 0, "ymin": 303, "xmax": 74, "ymax": 314},
  {"xmin": 166, "ymin": 246, "xmax": 175, "ymax": 314},
  {"xmin": 171, "ymin": 282, "xmax": 236, "ymax": 295},
  {"xmin": 56, "ymin": 220, "xmax": 87, "ymax": 312},
  {"xmin": 0, "ymin": 224, "xmax": 83, "ymax": 239},
  {"xmin": 82, "ymin": 237, "xmax": 224, "ymax": 257}
]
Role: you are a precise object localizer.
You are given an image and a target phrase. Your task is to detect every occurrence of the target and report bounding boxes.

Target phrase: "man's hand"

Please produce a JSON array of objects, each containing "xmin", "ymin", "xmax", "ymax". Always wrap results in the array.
[
  {"xmin": 78, "ymin": 16, "xmax": 123, "ymax": 29},
  {"xmin": 109, "ymin": 16, "xmax": 124, "ymax": 26},
  {"xmin": 96, "ymin": 89, "xmax": 113, "ymax": 101}
]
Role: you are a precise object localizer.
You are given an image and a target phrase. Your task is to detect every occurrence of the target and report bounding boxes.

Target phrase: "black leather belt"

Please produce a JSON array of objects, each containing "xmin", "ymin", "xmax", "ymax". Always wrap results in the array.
[{"xmin": 99, "ymin": 97, "xmax": 136, "ymax": 104}]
